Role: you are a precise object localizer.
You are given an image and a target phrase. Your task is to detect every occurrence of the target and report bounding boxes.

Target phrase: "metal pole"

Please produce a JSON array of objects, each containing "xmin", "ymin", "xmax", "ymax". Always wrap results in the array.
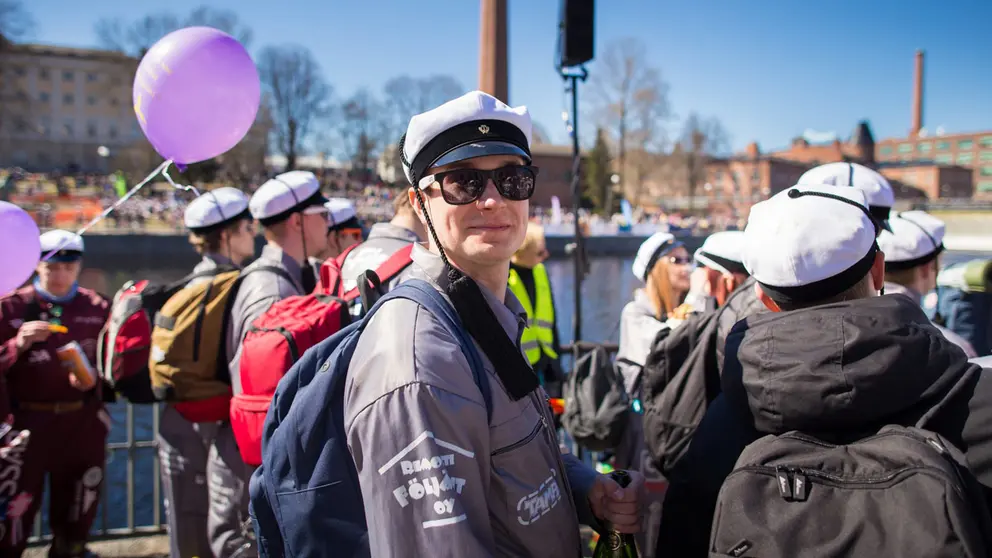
[{"xmin": 564, "ymin": 67, "xmax": 588, "ymax": 345}]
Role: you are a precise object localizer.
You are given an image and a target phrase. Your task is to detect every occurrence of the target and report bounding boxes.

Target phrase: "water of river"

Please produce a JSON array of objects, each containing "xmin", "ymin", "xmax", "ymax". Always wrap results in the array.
[{"xmin": 33, "ymin": 251, "xmax": 991, "ymax": 536}]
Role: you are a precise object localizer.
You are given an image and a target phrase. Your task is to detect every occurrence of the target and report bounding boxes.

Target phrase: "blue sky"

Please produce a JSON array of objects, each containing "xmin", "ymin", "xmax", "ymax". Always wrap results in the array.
[{"xmin": 21, "ymin": 0, "xmax": 992, "ymax": 152}]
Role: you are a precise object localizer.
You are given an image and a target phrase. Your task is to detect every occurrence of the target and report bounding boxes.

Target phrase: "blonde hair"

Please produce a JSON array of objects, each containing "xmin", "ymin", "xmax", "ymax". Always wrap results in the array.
[
  {"xmin": 515, "ymin": 223, "xmax": 546, "ymax": 259},
  {"xmin": 646, "ymin": 258, "xmax": 679, "ymax": 320}
]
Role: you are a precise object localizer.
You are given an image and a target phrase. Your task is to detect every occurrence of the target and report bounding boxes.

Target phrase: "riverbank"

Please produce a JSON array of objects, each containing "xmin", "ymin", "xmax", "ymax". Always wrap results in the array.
[
  {"xmin": 73, "ymin": 231, "xmax": 992, "ymax": 270},
  {"xmin": 73, "ymin": 232, "xmax": 709, "ymax": 269}
]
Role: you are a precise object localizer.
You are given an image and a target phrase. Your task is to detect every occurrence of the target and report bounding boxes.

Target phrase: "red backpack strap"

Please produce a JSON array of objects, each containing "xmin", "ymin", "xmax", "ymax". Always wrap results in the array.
[
  {"xmin": 341, "ymin": 244, "xmax": 415, "ymax": 301},
  {"xmin": 318, "ymin": 243, "xmax": 362, "ymax": 297}
]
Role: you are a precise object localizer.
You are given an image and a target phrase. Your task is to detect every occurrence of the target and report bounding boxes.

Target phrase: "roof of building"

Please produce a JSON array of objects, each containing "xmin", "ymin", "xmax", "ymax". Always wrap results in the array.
[{"xmin": 4, "ymin": 42, "xmax": 137, "ymax": 64}]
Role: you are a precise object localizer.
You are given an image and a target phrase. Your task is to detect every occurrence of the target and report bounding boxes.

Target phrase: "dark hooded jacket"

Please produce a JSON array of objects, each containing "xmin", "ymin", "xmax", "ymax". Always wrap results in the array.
[{"xmin": 656, "ymin": 294, "xmax": 992, "ymax": 557}]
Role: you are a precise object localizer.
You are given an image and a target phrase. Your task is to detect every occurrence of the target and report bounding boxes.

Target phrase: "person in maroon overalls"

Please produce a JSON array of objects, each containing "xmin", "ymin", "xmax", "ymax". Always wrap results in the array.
[{"xmin": 0, "ymin": 230, "xmax": 110, "ymax": 558}]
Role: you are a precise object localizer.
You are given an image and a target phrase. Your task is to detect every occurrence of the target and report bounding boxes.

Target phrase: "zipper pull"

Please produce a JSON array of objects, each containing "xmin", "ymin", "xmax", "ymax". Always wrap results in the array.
[
  {"xmin": 792, "ymin": 469, "xmax": 808, "ymax": 502},
  {"xmin": 776, "ymin": 466, "xmax": 793, "ymax": 500}
]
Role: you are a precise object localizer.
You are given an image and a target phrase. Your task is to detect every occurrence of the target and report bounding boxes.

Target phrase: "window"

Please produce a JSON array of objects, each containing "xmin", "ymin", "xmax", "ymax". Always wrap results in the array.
[
  {"xmin": 935, "ymin": 154, "xmax": 953, "ymax": 164},
  {"xmin": 63, "ymin": 120, "xmax": 74, "ymax": 138},
  {"xmin": 39, "ymin": 92, "xmax": 49, "ymax": 102},
  {"xmin": 959, "ymin": 139, "xmax": 974, "ymax": 150},
  {"xmin": 87, "ymin": 95, "xmax": 97, "ymax": 106},
  {"xmin": 936, "ymin": 141, "xmax": 951, "ymax": 151},
  {"xmin": 110, "ymin": 97, "xmax": 119, "ymax": 107},
  {"xmin": 958, "ymin": 153, "xmax": 974, "ymax": 165},
  {"xmin": 62, "ymin": 70, "xmax": 74, "ymax": 81},
  {"xmin": 982, "ymin": 136, "xmax": 992, "ymax": 148},
  {"xmin": 39, "ymin": 68, "xmax": 50, "ymax": 80},
  {"xmin": 918, "ymin": 142, "xmax": 932, "ymax": 153},
  {"xmin": 898, "ymin": 143, "xmax": 913, "ymax": 153},
  {"xmin": 979, "ymin": 181, "xmax": 992, "ymax": 193},
  {"xmin": 87, "ymin": 121, "xmax": 98, "ymax": 139},
  {"xmin": 14, "ymin": 66, "xmax": 25, "ymax": 77},
  {"xmin": 63, "ymin": 94, "xmax": 74, "ymax": 105},
  {"xmin": 880, "ymin": 146, "xmax": 894, "ymax": 155},
  {"xmin": 981, "ymin": 151, "xmax": 992, "ymax": 162},
  {"xmin": 109, "ymin": 126, "xmax": 118, "ymax": 139},
  {"xmin": 14, "ymin": 118, "xmax": 26, "ymax": 134},
  {"xmin": 982, "ymin": 166, "xmax": 992, "ymax": 177},
  {"xmin": 86, "ymin": 72, "xmax": 98, "ymax": 83},
  {"xmin": 38, "ymin": 119, "xmax": 50, "ymax": 137}
]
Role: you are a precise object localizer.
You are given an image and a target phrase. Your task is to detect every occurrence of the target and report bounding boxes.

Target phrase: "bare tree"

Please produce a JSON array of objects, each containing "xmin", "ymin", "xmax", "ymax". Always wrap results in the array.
[
  {"xmin": 678, "ymin": 113, "xmax": 731, "ymax": 211},
  {"xmin": 0, "ymin": 0, "xmax": 33, "ymax": 41},
  {"xmin": 258, "ymin": 45, "xmax": 332, "ymax": 171},
  {"xmin": 588, "ymin": 38, "xmax": 671, "ymax": 213},
  {"xmin": 95, "ymin": 6, "xmax": 252, "ymax": 56},
  {"xmin": 382, "ymin": 75, "xmax": 463, "ymax": 146},
  {"xmin": 339, "ymin": 89, "xmax": 388, "ymax": 182}
]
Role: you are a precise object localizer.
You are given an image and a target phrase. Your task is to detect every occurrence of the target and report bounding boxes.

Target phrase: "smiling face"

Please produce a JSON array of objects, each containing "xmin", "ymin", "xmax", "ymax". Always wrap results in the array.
[{"xmin": 410, "ymin": 154, "xmax": 530, "ymax": 270}]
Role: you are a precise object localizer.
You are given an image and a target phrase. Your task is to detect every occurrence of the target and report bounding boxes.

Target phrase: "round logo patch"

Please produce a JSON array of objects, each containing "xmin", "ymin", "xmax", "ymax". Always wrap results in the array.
[{"xmin": 82, "ymin": 467, "xmax": 102, "ymax": 489}]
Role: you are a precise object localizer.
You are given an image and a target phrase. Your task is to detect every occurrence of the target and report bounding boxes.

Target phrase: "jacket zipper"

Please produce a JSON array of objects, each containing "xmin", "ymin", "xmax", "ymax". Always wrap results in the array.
[
  {"xmin": 531, "ymin": 391, "xmax": 579, "ymax": 544},
  {"xmin": 729, "ymin": 464, "xmax": 967, "ymax": 501},
  {"xmin": 492, "ymin": 420, "xmax": 542, "ymax": 457}
]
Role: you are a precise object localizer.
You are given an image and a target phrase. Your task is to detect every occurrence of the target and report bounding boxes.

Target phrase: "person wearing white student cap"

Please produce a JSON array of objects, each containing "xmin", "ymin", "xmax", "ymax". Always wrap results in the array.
[
  {"xmin": 878, "ymin": 211, "xmax": 976, "ymax": 357},
  {"xmin": 335, "ymin": 91, "xmax": 644, "ymax": 557},
  {"xmin": 657, "ymin": 183, "xmax": 992, "ymax": 557},
  {"xmin": 0, "ymin": 229, "xmax": 110, "ymax": 558},
  {"xmin": 618, "ymin": 231, "xmax": 691, "ymax": 385},
  {"xmin": 797, "ymin": 161, "xmax": 895, "ymax": 232},
  {"xmin": 313, "ymin": 197, "xmax": 364, "ymax": 262},
  {"xmin": 156, "ymin": 187, "xmax": 256, "ymax": 558},
  {"xmin": 216, "ymin": 171, "xmax": 328, "ymax": 558}
]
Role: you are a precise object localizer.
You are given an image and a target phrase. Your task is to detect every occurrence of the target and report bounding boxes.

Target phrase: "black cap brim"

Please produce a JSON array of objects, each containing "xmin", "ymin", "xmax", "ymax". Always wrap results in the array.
[{"xmin": 431, "ymin": 141, "xmax": 531, "ymax": 170}]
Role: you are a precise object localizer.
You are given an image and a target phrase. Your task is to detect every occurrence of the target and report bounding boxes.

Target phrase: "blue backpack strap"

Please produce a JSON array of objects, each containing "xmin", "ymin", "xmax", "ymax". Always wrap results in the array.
[{"xmin": 378, "ymin": 279, "xmax": 493, "ymax": 421}]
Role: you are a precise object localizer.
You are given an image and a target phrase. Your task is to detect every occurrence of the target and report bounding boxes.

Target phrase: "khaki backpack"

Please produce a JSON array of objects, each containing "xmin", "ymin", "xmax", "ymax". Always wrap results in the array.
[{"xmin": 149, "ymin": 265, "xmax": 292, "ymax": 402}]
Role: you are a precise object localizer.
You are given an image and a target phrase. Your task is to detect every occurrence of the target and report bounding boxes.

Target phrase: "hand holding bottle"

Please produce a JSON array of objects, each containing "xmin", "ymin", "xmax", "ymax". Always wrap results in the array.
[{"xmin": 588, "ymin": 469, "xmax": 644, "ymax": 534}]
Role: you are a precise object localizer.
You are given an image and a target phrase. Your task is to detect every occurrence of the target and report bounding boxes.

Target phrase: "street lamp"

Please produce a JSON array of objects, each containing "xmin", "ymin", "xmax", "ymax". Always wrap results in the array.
[
  {"xmin": 611, "ymin": 173, "xmax": 620, "ymax": 185},
  {"xmin": 97, "ymin": 145, "xmax": 110, "ymax": 174}
]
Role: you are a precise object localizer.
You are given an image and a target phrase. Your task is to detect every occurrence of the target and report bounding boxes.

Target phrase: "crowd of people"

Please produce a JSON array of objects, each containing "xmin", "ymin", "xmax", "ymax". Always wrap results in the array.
[{"xmin": 2, "ymin": 89, "xmax": 992, "ymax": 558}]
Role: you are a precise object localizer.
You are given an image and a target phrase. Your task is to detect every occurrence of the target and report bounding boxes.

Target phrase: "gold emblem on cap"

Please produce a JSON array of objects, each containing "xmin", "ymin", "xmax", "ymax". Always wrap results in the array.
[{"xmin": 479, "ymin": 124, "xmax": 490, "ymax": 134}]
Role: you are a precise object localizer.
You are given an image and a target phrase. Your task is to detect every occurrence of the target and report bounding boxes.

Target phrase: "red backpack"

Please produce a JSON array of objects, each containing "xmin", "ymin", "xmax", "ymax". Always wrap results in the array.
[
  {"xmin": 97, "ymin": 267, "xmax": 235, "ymax": 404},
  {"xmin": 230, "ymin": 244, "xmax": 414, "ymax": 466}
]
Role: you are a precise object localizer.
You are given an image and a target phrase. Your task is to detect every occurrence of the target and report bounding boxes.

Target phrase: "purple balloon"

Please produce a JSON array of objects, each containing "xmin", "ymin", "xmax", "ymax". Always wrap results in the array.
[
  {"xmin": 0, "ymin": 202, "xmax": 41, "ymax": 296},
  {"xmin": 133, "ymin": 27, "xmax": 260, "ymax": 165}
]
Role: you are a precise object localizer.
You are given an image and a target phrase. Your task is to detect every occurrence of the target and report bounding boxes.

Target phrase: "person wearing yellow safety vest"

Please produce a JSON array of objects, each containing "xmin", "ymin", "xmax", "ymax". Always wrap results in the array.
[{"xmin": 508, "ymin": 223, "xmax": 564, "ymax": 397}]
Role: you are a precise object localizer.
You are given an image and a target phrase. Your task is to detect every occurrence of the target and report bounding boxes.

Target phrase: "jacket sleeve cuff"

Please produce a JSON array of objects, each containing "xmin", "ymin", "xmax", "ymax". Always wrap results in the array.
[
  {"xmin": 562, "ymin": 452, "xmax": 603, "ymax": 531},
  {"xmin": 0, "ymin": 337, "xmax": 20, "ymax": 374}
]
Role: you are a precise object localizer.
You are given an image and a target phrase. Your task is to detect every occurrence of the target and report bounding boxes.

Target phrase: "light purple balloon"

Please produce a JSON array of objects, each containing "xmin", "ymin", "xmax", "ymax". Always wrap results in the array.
[
  {"xmin": 0, "ymin": 202, "xmax": 41, "ymax": 296},
  {"xmin": 133, "ymin": 26, "xmax": 261, "ymax": 165}
]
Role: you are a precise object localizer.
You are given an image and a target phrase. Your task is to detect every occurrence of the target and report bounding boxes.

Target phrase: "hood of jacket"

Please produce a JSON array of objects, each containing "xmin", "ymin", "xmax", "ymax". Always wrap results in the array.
[{"xmin": 722, "ymin": 293, "xmax": 978, "ymax": 434}]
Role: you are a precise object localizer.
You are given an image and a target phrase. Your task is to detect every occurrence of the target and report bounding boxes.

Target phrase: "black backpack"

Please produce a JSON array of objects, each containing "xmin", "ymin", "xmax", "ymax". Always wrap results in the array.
[
  {"xmin": 640, "ymin": 310, "xmax": 722, "ymax": 474},
  {"xmin": 562, "ymin": 344, "xmax": 630, "ymax": 452},
  {"xmin": 710, "ymin": 425, "xmax": 992, "ymax": 558}
]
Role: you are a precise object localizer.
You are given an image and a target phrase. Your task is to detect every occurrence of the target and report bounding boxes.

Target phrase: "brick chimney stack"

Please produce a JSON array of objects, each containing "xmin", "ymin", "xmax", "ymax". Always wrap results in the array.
[
  {"xmin": 911, "ymin": 50, "xmax": 925, "ymax": 137},
  {"xmin": 478, "ymin": 0, "xmax": 508, "ymax": 103}
]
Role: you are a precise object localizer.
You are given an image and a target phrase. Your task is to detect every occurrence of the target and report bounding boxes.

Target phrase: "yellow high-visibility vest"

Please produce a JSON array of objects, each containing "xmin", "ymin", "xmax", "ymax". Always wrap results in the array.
[{"xmin": 508, "ymin": 263, "xmax": 558, "ymax": 365}]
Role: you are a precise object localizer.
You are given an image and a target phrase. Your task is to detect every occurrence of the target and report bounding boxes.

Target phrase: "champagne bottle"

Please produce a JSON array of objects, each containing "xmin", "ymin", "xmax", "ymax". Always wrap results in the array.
[{"xmin": 592, "ymin": 470, "xmax": 639, "ymax": 558}]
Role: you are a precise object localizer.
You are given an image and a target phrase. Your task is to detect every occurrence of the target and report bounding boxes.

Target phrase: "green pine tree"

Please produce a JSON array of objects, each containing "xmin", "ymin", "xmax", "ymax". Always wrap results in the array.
[{"xmin": 585, "ymin": 128, "xmax": 613, "ymax": 213}]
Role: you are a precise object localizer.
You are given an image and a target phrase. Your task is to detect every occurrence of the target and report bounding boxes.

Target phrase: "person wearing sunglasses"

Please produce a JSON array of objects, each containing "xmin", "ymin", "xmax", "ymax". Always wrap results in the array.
[
  {"xmin": 617, "ymin": 232, "xmax": 693, "ymax": 383},
  {"xmin": 340, "ymin": 91, "xmax": 644, "ymax": 557},
  {"xmin": 508, "ymin": 222, "xmax": 563, "ymax": 399},
  {"xmin": 313, "ymin": 197, "xmax": 364, "ymax": 262}
]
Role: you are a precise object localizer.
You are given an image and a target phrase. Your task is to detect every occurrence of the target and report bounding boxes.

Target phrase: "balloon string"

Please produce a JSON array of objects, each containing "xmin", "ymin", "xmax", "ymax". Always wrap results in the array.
[
  {"xmin": 41, "ymin": 160, "xmax": 172, "ymax": 262},
  {"xmin": 161, "ymin": 161, "xmax": 201, "ymax": 196}
]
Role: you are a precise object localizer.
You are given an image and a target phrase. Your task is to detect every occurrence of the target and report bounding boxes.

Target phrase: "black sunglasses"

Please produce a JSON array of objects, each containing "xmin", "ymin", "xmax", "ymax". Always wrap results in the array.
[{"xmin": 418, "ymin": 165, "xmax": 539, "ymax": 205}]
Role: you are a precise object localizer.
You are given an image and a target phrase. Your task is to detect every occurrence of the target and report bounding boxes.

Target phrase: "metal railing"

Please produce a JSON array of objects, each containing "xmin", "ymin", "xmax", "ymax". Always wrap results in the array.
[
  {"xmin": 24, "ymin": 342, "xmax": 623, "ymax": 545},
  {"xmin": 29, "ymin": 402, "xmax": 166, "ymax": 544}
]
